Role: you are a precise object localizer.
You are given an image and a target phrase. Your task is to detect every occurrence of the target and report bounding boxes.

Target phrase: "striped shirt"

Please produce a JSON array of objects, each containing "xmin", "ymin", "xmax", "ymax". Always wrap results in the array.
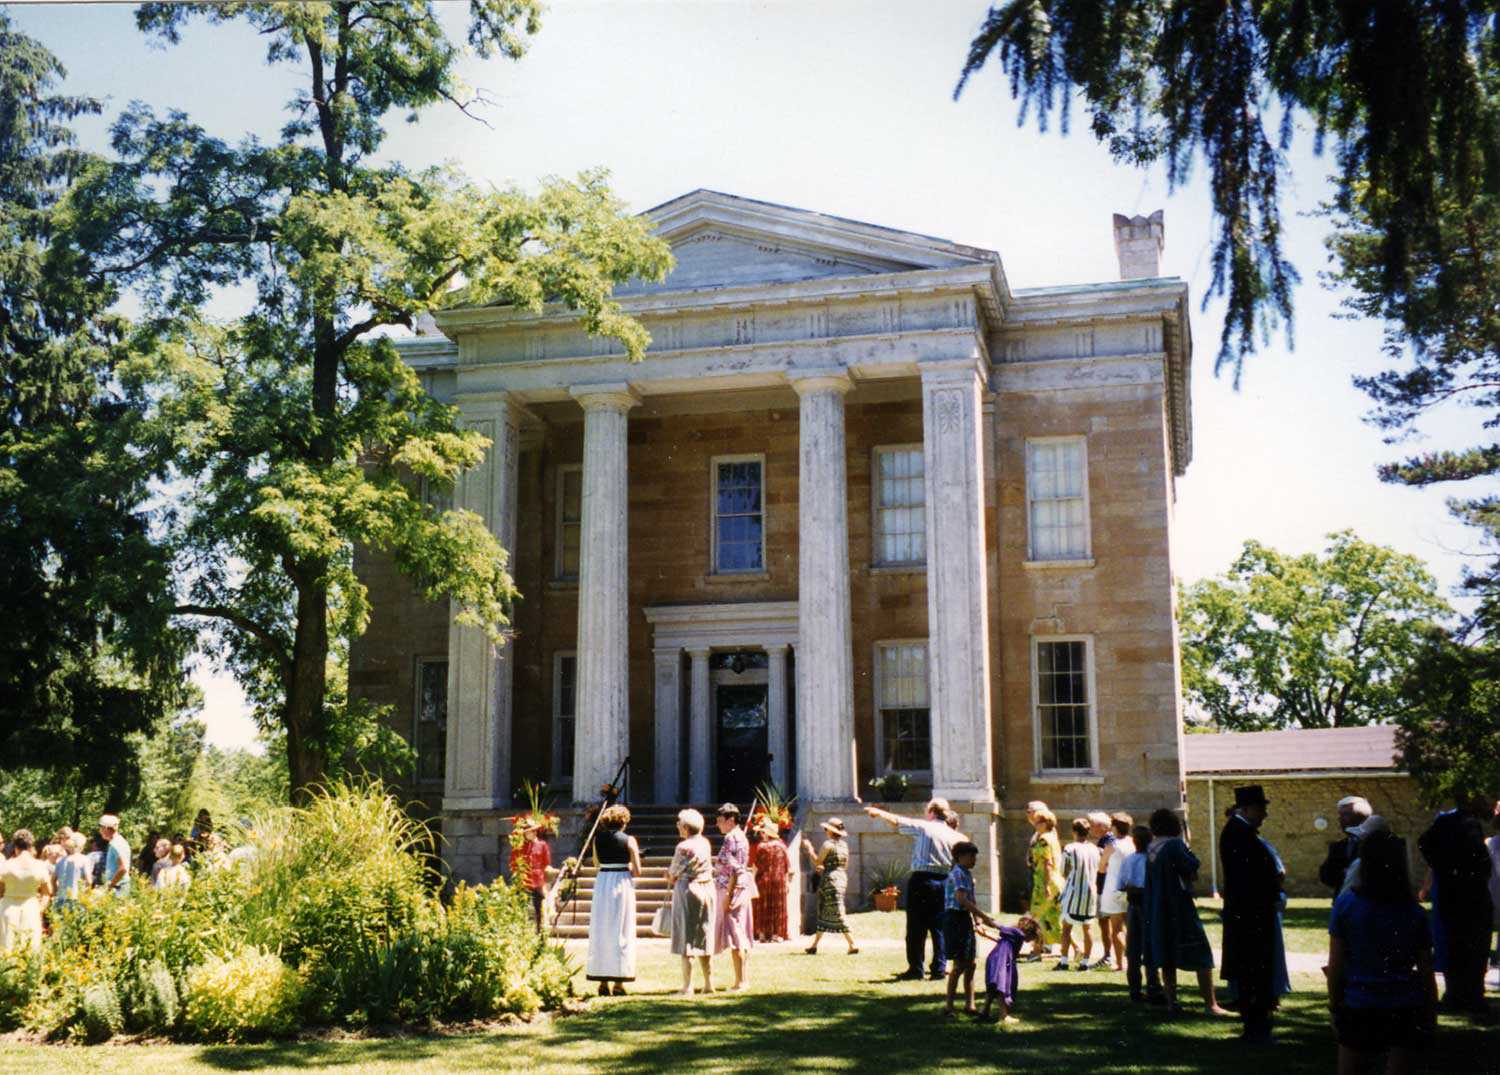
[
  {"xmin": 1061, "ymin": 840, "xmax": 1101, "ymax": 919},
  {"xmin": 897, "ymin": 818, "xmax": 965, "ymax": 876}
]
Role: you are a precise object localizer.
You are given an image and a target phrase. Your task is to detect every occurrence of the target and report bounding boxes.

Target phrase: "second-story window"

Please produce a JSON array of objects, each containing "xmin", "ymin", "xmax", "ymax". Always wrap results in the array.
[
  {"xmin": 713, "ymin": 456, "xmax": 764, "ymax": 573},
  {"xmin": 873, "ymin": 446, "xmax": 925, "ymax": 566},
  {"xmin": 1026, "ymin": 437, "xmax": 1090, "ymax": 560},
  {"xmin": 555, "ymin": 464, "xmax": 582, "ymax": 579}
]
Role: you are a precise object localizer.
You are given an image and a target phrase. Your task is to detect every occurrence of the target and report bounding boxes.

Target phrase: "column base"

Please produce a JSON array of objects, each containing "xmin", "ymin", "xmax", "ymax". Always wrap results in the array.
[{"xmin": 442, "ymin": 794, "xmax": 510, "ymax": 813}]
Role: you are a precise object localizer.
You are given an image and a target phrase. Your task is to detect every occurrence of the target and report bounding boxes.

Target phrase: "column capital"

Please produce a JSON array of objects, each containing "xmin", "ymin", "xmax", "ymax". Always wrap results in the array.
[
  {"xmin": 764, "ymin": 642, "xmax": 790, "ymax": 655},
  {"xmin": 685, "ymin": 646, "xmax": 712, "ymax": 660},
  {"xmin": 785, "ymin": 367, "xmax": 852, "ymax": 397},
  {"xmin": 570, "ymin": 382, "xmax": 640, "ymax": 413},
  {"xmin": 918, "ymin": 357, "xmax": 986, "ymax": 387},
  {"xmin": 452, "ymin": 389, "xmax": 527, "ymax": 421},
  {"xmin": 652, "ymin": 645, "xmax": 683, "ymax": 662}
]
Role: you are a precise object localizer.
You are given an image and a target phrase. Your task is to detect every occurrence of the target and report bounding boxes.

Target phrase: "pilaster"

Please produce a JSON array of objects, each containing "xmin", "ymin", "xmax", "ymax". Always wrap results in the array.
[
  {"xmin": 766, "ymin": 643, "xmax": 791, "ymax": 791},
  {"xmin": 687, "ymin": 647, "xmax": 712, "ymax": 804},
  {"xmin": 653, "ymin": 647, "xmax": 684, "ymax": 803}
]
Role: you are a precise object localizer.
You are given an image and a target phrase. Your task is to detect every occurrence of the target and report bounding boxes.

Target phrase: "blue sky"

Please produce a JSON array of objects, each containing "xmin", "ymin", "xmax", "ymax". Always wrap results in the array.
[{"xmin": 13, "ymin": 2, "xmax": 1490, "ymax": 750}]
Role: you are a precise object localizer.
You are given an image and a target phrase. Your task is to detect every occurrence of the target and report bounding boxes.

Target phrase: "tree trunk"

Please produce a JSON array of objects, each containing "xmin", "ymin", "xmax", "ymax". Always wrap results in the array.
[{"xmin": 285, "ymin": 567, "xmax": 331, "ymax": 805}]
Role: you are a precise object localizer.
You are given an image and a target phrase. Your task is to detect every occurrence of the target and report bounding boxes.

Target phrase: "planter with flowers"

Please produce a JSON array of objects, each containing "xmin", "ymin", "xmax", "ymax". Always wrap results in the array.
[
  {"xmin": 750, "ymin": 781, "xmax": 796, "ymax": 837},
  {"xmin": 868, "ymin": 772, "xmax": 910, "ymax": 803},
  {"xmin": 508, "ymin": 779, "xmax": 561, "ymax": 850},
  {"xmin": 864, "ymin": 859, "xmax": 911, "ymax": 912}
]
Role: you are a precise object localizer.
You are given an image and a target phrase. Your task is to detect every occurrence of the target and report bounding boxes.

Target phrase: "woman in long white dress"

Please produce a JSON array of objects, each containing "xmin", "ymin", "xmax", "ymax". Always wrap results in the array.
[
  {"xmin": 0, "ymin": 829, "xmax": 54, "ymax": 953},
  {"xmin": 666, "ymin": 808, "xmax": 717, "ymax": 996},
  {"xmin": 586, "ymin": 805, "xmax": 641, "ymax": 996}
]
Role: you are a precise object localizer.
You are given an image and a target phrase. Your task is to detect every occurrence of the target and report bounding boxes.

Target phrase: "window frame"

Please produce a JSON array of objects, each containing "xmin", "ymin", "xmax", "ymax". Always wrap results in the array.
[
  {"xmin": 873, "ymin": 638, "xmax": 933, "ymax": 780},
  {"xmin": 870, "ymin": 444, "xmax": 927, "ymax": 568},
  {"xmin": 708, "ymin": 453, "xmax": 767, "ymax": 576},
  {"xmin": 412, "ymin": 655, "xmax": 449, "ymax": 788},
  {"xmin": 554, "ymin": 463, "xmax": 583, "ymax": 581},
  {"xmin": 1029, "ymin": 634, "xmax": 1100, "ymax": 777},
  {"xmin": 1024, "ymin": 436, "xmax": 1092, "ymax": 562},
  {"xmin": 551, "ymin": 650, "xmax": 578, "ymax": 787}
]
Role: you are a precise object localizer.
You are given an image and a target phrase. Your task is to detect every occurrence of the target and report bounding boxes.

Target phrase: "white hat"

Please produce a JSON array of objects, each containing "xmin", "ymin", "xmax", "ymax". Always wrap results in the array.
[
  {"xmin": 99, "ymin": 814, "xmax": 119, "ymax": 829},
  {"xmin": 1337, "ymin": 796, "xmax": 1372, "ymax": 816}
]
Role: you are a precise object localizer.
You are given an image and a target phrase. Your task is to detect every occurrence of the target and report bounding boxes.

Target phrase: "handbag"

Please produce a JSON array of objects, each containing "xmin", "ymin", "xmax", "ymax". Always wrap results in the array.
[{"xmin": 651, "ymin": 896, "xmax": 672, "ymax": 938}]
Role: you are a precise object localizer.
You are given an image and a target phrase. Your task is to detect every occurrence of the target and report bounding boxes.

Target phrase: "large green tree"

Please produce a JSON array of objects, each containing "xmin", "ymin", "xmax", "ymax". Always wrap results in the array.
[
  {"xmin": 1179, "ymin": 531, "xmax": 1451, "ymax": 730},
  {"xmin": 1393, "ymin": 628, "xmax": 1500, "ymax": 805},
  {"xmin": 0, "ymin": 13, "xmax": 192, "ymax": 796},
  {"xmin": 73, "ymin": 3, "xmax": 672, "ymax": 800},
  {"xmin": 956, "ymin": 1, "xmax": 1496, "ymax": 377}
]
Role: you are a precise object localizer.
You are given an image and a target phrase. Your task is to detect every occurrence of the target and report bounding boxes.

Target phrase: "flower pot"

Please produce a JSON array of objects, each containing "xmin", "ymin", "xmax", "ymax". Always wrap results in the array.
[{"xmin": 873, "ymin": 887, "xmax": 900, "ymax": 912}]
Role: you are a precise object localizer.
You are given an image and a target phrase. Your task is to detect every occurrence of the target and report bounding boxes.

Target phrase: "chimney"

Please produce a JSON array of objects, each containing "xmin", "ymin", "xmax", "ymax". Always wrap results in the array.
[{"xmin": 1112, "ymin": 210, "xmax": 1164, "ymax": 280}]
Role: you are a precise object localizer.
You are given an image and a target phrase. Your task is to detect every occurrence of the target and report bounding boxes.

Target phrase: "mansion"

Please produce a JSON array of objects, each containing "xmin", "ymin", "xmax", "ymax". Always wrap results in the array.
[{"xmin": 351, "ymin": 191, "xmax": 1195, "ymax": 909}]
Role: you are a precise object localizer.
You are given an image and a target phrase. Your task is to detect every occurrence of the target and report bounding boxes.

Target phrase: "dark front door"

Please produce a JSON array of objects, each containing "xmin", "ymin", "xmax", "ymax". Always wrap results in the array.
[{"xmin": 716, "ymin": 683, "xmax": 769, "ymax": 804}]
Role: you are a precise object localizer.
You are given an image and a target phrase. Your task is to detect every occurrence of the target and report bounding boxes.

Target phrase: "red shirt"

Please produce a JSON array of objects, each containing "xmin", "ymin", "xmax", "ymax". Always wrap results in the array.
[{"xmin": 510, "ymin": 838, "xmax": 551, "ymax": 891}]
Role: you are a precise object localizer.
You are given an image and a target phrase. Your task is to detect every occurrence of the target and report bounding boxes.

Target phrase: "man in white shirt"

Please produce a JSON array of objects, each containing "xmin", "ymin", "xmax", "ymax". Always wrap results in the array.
[
  {"xmin": 99, "ymin": 814, "xmax": 131, "ymax": 896},
  {"xmin": 866, "ymin": 798, "xmax": 967, "ymax": 980}
]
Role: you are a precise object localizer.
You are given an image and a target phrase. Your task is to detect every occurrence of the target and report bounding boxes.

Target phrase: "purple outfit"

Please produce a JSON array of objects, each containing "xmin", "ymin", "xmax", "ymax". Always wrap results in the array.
[
  {"xmin": 714, "ymin": 825, "xmax": 755, "ymax": 952},
  {"xmin": 984, "ymin": 926, "xmax": 1026, "ymax": 1006}
]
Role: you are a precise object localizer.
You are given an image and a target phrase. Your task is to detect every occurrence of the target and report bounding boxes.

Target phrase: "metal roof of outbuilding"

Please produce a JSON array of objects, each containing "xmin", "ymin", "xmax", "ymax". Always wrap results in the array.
[{"xmin": 1182, "ymin": 725, "xmax": 1402, "ymax": 774}]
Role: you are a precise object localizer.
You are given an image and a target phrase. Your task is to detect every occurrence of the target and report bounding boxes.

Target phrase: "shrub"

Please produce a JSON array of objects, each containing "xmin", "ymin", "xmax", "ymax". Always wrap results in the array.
[
  {"xmin": 0, "ymin": 950, "xmax": 38, "ymax": 1031},
  {"xmin": 80, "ymin": 982, "xmax": 123, "ymax": 1042},
  {"xmin": 184, "ymin": 947, "xmax": 303, "ymax": 1041},
  {"xmin": 126, "ymin": 960, "xmax": 179, "ymax": 1032}
]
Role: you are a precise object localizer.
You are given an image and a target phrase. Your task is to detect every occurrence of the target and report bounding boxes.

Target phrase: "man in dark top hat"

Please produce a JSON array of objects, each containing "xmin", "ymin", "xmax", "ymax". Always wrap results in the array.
[{"xmin": 1219, "ymin": 785, "xmax": 1282, "ymax": 1043}]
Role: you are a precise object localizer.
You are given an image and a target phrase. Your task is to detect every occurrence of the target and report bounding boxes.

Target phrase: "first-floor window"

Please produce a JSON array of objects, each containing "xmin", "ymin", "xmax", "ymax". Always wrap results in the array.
[
  {"xmin": 1034, "ymin": 638, "xmax": 1095, "ymax": 771},
  {"xmin": 553, "ymin": 652, "xmax": 577, "ymax": 783},
  {"xmin": 414, "ymin": 659, "xmax": 448, "ymax": 784},
  {"xmin": 876, "ymin": 642, "xmax": 931, "ymax": 773}
]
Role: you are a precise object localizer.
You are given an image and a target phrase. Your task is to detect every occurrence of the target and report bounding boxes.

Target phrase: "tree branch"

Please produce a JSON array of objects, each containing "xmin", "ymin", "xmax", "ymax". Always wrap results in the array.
[{"xmin": 173, "ymin": 603, "xmax": 293, "ymax": 678}]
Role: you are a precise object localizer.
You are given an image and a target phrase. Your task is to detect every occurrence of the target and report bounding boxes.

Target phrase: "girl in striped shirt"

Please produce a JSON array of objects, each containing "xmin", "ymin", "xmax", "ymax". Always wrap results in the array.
[{"xmin": 1056, "ymin": 817, "xmax": 1101, "ymax": 970}]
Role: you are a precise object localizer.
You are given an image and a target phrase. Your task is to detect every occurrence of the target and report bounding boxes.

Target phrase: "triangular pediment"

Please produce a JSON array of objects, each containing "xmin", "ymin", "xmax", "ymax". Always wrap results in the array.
[{"xmin": 614, "ymin": 190, "xmax": 997, "ymax": 297}]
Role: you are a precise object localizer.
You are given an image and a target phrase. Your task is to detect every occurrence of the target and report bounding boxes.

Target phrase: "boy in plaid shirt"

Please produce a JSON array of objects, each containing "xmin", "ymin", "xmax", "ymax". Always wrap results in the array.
[{"xmin": 942, "ymin": 841, "xmax": 999, "ymax": 1017}]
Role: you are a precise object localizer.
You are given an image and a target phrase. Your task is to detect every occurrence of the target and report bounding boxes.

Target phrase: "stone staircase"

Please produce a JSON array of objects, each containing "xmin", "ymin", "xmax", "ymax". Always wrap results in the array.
[{"xmin": 549, "ymin": 804, "xmax": 718, "ymax": 939}]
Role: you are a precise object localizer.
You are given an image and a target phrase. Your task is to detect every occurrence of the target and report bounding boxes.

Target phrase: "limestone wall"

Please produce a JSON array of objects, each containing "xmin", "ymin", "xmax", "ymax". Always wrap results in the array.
[{"xmin": 1185, "ymin": 773, "xmax": 1428, "ymax": 897}]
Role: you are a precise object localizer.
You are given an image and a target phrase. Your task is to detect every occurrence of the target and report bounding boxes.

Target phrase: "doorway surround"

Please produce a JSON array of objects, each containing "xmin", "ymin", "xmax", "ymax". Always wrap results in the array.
[{"xmin": 643, "ymin": 601, "xmax": 796, "ymax": 802}]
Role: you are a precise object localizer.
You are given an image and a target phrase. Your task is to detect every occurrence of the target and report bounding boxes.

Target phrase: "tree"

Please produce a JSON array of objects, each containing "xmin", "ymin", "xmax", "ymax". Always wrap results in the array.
[
  {"xmin": 1178, "ymin": 531, "xmax": 1451, "ymax": 730},
  {"xmin": 71, "ymin": 3, "xmax": 672, "ymax": 801},
  {"xmin": 0, "ymin": 14, "xmax": 193, "ymax": 795},
  {"xmin": 955, "ymin": 3, "xmax": 1496, "ymax": 379},
  {"xmin": 1394, "ymin": 628, "xmax": 1500, "ymax": 806}
]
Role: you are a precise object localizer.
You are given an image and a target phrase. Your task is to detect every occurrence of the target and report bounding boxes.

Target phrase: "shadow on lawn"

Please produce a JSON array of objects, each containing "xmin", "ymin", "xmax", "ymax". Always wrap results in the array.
[{"xmin": 189, "ymin": 980, "xmax": 1499, "ymax": 1075}]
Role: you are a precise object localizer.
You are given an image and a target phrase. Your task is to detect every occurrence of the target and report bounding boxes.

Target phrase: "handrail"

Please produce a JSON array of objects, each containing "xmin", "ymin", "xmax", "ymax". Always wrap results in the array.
[{"xmin": 548, "ymin": 755, "xmax": 629, "ymax": 931}]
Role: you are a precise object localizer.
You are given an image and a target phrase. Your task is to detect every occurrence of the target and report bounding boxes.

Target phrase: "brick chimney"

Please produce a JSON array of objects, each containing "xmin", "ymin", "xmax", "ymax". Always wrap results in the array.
[{"xmin": 1112, "ymin": 210, "xmax": 1165, "ymax": 279}]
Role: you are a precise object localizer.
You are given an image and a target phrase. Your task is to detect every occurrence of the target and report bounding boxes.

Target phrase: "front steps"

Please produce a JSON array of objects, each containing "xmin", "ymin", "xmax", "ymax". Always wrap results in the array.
[{"xmin": 548, "ymin": 804, "xmax": 718, "ymax": 940}]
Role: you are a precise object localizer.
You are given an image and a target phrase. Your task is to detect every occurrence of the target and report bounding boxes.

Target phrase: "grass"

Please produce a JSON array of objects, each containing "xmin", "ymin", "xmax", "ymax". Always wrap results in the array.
[
  {"xmin": 1197, "ymin": 898, "xmax": 1334, "ymax": 956},
  {"xmin": 2, "ymin": 908, "xmax": 1494, "ymax": 1074}
]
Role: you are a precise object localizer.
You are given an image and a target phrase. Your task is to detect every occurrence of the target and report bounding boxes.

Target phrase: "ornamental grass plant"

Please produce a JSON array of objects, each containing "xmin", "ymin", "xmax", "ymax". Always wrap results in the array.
[{"xmin": 3, "ymin": 782, "xmax": 573, "ymax": 1042}]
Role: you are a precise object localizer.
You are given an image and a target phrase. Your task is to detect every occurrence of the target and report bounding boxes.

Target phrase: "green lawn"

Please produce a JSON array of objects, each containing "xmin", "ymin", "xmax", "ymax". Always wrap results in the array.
[
  {"xmin": 1197, "ymin": 898, "xmax": 1334, "ymax": 956},
  {"xmin": 2, "ymin": 909, "xmax": 1494, "ymax": 1074}
]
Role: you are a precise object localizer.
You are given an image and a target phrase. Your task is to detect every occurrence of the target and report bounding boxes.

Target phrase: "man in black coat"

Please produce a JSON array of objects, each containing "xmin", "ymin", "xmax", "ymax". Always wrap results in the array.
[
  {"xmin": 1418, "ymin": 794, "xmax": 1496, "ymax": 1016},
  {"xmin": 1219, "ymin": 785, "xmax": 1282, "ymax": 1043},
  {"xmin": 1317, "ymin": 795, "xmax": 1371, "ymax": 892}
]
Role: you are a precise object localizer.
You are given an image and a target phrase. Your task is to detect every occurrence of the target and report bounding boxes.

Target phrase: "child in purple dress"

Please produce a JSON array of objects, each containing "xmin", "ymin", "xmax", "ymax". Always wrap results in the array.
[{"xmin": 980, "ymin": 917, "xmax": 1041, "ymax": 1024}]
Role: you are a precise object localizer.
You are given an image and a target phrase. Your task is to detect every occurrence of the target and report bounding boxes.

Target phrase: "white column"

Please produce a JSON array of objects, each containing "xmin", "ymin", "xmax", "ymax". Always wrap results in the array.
[
  {"xmin": 443, "ymin": 392, "xmax": 521, "ymax": 813},
  {"xmin": 687, "ymin": 647, "xmax": 712, "ymax": 804},
  {"xmin": 788, "ymin": 369, "xmax": 857, "ymax": 802},
  {"xmin": 652, "ymin": 647, "xmax": 683, "ymax": 803},
  {"xmin": 921, "ymin": 359, "xmax": 995, "ymax": 801},
  {"xmin": 570, "ymin": 384, "xmax": 637, "ymax": 802},
  {"xmin": 766, "ymin": 644, "xmax": 790, "ymax": 791}
]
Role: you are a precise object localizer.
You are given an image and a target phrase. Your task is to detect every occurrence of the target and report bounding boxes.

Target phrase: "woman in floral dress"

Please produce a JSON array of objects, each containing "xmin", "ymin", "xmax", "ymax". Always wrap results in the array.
[
  {"xmin": 713, "ymin": 804, "xmax": 756, "ymax": 990},
  {"xmin": 802, "ymin": 818, "xmax": 859, "ymax": 954},
  {"xmin": 749, "ymin": 816, "xmax": 789, "ymax": 942},
  {"xmin": 1026, "ymin": 806, "xmax": 1064, "ymax": 953}
]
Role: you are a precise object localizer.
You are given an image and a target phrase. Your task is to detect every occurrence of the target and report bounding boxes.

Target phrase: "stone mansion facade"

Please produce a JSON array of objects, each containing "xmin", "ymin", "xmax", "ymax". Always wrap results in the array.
[{"xmin": 351, "ymin": 191, "xmax": 1195, "ymax": 910}]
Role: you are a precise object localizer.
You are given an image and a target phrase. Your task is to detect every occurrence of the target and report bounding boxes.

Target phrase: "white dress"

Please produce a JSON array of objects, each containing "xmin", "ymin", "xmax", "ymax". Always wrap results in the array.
[
  {"xmin": 585, "ymin": 831, "xmax": 637, "ymax": 982},
  {"xmin": 0, "ymin": 854, "xmax": 52, "ymax": 952},
  {"xmin": 1060, "ymin": 841, "xmax": 1101, "ymax": 923},
  {"xmin": 1099, "ymin": 835, "xmax": 1135, "ymax": 915}
]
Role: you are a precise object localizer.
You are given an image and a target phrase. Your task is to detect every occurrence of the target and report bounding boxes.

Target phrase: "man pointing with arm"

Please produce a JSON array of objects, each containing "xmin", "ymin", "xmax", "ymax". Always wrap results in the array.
[{"xmin": 866, "ymin": 798, "xmax": 966, "ymax": 980}]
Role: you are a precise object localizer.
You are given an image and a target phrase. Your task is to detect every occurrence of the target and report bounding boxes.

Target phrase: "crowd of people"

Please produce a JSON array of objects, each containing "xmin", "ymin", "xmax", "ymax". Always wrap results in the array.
[
  {"xmin": 537, "ymin": 784, "xmax": 1497, "ymax": 1065},
  {"xmin": 0, "ymin": 809, "xmax": 226, "ymax": 953}
]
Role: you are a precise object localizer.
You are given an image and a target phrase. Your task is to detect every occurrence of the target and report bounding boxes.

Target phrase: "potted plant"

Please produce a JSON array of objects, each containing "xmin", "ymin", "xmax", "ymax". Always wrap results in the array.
[
  {"xmin": 751, "ymin": 780, "xmax": 797, "ymax": 836},
  {"xmin": 508, "ymin": 778, "xmax": 561, "ymax": 849},
  {"xmin": 865, "ymin": 859, "xmax": 910, "ymax": 912},
  {"xmin": 867, "ymin": 772, "xmax": 910, "ymax": 803}
]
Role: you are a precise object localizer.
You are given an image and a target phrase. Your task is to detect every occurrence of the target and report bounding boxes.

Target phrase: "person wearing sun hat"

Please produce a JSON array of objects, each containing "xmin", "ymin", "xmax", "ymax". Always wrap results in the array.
[
  {"xmin": 802, "ymin": 817, "xmax": 859, "ymax": 954},
  {"xmin": 1219, "ymin": 785, "xmax": 1283, "ymax": 1043}
]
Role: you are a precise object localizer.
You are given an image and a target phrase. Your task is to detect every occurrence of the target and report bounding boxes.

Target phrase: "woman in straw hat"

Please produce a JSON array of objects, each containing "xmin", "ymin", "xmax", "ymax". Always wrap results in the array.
[{"xmin": 801, "ymin": 817, "xmax": 859, "ymax": 955}]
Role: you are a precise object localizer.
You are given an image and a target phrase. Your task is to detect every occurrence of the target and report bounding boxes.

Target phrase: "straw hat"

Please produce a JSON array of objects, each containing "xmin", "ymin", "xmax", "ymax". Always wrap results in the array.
[{"xmin": 821, "ymin": 817, "xmax": 848, "ymax": 838}]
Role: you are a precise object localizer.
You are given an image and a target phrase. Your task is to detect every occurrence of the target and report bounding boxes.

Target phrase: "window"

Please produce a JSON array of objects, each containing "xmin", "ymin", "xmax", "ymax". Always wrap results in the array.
[
  {"xmin": 873, "ymin": 446, "xmax": 925, "ymax": 565},
  {"xmin": 1026, "ymin": 438, "xmax": 1090, "ymax": 560},
  {"xmin": 414, "ymin": 659, "xmax": 448, "ymax": 784},
  {"xmin": 1033, "ymin": 638, "xmax": 1095, "ymax": 772},
  {"xmin": 553, "ymin": 652, "xmax": 577, "ymax": 784},
  {"xmin": 555, "ymin": 465, "xmax": 582, "ymax": 579},
  {"xmin": 876, "ymin": 642, "xmax": 931, "ymax": 774},
  {"xmin": 712, "ymin": 456, "xmax": 764, "ymax": 573}
]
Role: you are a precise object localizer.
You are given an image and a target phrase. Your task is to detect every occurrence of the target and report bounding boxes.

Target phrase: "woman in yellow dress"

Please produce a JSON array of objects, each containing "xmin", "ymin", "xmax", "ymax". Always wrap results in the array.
[
  {"xmin": 0, "ymin": 829, "xmax": 55, "ymax": 953},
  {"xmin": 1025, "ymin": 805, "xmax": 1065, "ymax": 954}
]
